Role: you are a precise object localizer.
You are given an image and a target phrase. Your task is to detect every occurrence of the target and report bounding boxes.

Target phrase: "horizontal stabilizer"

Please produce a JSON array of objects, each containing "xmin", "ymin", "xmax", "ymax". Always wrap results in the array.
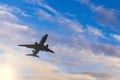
[{"xmin": 26, "ymin": 54, "xmax": 39, "ymax": 58}]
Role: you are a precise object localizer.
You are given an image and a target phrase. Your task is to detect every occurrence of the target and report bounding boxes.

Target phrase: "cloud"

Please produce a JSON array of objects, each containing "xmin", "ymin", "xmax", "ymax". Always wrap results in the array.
[
  {"xmin": 87, "ymin": 25, "xmax": 104, "ymax": 38},
  {"xmin": 53, "ymin": 44, "xmax": 120, "ymax": 69},
  {"xmin": 90, "ymin": 43, "xmax": 120, "ymax": 57},
  {"xmin": 0, "ymin": 4, "xmax": 29, "ymax": 17},
  {"xmin": 38, "ymin": 9, "xmax": 83, "ymax": 33},
  {"xmin": 77, "ymin": 0, "xmax": 90, "ymax": 5},
  {"xmin": 43, "ymin": 44, "xmax": 120, "ymax": 79},
  {"xmin": 111, "ymin": 34, "xmax": 120, "ymax": 42},
  {"xmin": 0, "ymin": 43, "xmax": 97, "ymax": 80},
  {"xmin": 0, "ymin": 10, "xmax": 19, "ymax": 22},
  {"xmin": 0, "ymin": 10, "xmax": 37, "ymax": 45},
  {"xmin": 26, "ymin": 0, "xmax": 83, "ymax": 33},
  {"xmin": 91, "ymin": 6, "xmax": 120, "ymax": 28},
  {"xmin": 2, "ymin": 21, "xmax": 29, "ymax": 30},
  {"xmin": 0, "ymin": 21, "xmax": 119, "ymax": 80},
  {"xmin": 0, "ymin": 1, "xmax": 120, "ymax": 79},
  {"xmin": 0, "ymin": 18, "xmax": 119, "ymax": 79},
  {"xmin": 82, "ymin": 72, "xmax": 116, "ymax": 80},
  {"xmin": 0, "ymin": 12, "xmax": 94, "ymax": 79},
  {"xmin": 0, "ymin": 21, "xmax": 33, "ymax": 44},
  {"xmin": 77, "ymin": 0, "xmax": 120, "ymax": 32},
  {"xmin": 38, "ymin": 9, "xmax": 54, "ymax": 21}
]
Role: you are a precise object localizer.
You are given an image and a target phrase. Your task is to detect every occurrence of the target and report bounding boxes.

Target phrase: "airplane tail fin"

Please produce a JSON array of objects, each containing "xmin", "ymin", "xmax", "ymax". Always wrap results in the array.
[{"xmin": 26, "ymin": 54, "xmax": 39, "ymax": 58}]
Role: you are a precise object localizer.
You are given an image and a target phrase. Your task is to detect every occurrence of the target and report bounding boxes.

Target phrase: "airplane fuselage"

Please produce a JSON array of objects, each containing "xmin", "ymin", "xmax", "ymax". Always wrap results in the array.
[{"xmin": 33, "ymin": 44, "xmax": 47, "ymax": 51}]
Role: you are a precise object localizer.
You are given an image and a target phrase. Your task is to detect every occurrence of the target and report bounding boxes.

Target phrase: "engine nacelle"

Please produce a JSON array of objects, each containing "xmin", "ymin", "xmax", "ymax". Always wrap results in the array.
[
  {"xmin": 32, "ymin": 50, "xmax": 35, "ymax": 53},
  {"xmin": 46, "ymin": 44, "xmax": 49, "ymax": 47},
  {"xmin": 35, "ymin": 42, "xmax": 38, "ymax": 45}
]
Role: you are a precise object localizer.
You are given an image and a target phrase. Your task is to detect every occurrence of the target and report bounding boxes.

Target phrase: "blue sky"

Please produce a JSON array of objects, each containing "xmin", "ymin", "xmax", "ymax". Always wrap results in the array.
[{"xmin": 0, "ymin": 0, "xmax": 120, "ymax": 80}]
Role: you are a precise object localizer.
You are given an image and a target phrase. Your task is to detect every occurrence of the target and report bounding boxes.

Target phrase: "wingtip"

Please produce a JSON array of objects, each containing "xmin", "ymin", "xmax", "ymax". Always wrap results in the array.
[{"xmin": 52, "ymin": 51, "xmax": 54, "ymax": 53}]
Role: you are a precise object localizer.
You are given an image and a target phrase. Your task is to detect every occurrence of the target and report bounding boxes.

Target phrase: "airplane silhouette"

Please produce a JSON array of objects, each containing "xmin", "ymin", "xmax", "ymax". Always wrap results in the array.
[{"xmin": 18, "ymin": 34, "xmax": 54, "ymax": 57}]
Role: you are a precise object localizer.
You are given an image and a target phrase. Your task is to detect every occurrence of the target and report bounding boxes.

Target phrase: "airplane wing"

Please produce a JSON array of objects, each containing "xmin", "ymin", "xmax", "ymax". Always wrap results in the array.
[
  {"xmin": 42, "ymin": 46, "xmax": 54, "ymax": 53},
  {"xmin": 18, "ymin": 44, "xmax": 35, "ymax": 48}
]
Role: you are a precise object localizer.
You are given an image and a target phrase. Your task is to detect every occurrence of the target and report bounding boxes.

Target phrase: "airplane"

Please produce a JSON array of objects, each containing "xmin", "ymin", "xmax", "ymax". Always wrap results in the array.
[{"xmin": 18, "ymin": 34, "xmax": 54, "ymax": 57}]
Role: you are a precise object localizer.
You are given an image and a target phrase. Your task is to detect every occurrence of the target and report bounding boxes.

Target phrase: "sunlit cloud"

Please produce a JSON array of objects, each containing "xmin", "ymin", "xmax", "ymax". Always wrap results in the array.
[
  {"xmin": 0, "ymin": 43, "xmax": 97, "ymax": 80},
  {"xmin": 82, "ymin": 72, "xmax": 116, "ymax": 80},
  {"xmin": 0, "ymin": 66, "xmax": 17, "ymax": 80}
]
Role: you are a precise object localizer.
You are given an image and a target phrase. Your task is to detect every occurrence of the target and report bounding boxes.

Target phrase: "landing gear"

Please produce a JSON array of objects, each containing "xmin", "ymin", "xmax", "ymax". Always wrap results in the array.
[
  {"xmin": 46, "ymin": 44, "xmax": 49, "ymax": 47},
  {"xmin": 32, "ymin": 50, "xmax": 36, "ymax": 54}
]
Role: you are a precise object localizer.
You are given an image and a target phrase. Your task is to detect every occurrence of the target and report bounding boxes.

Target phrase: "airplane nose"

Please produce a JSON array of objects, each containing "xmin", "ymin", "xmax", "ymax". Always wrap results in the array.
[{"xmin": 45, "ymin": 34, "xmax": 48, "ymax": 36}]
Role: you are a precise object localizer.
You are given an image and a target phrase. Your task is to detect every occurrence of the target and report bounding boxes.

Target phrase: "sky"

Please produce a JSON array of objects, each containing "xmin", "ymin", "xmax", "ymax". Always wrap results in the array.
[{"xmin": 0, "ymin": 0, "xmax": 120, "ymax": 80}]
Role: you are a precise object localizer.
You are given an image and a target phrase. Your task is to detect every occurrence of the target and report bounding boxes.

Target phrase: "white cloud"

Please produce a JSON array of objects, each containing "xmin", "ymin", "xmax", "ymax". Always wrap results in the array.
[
  {"xmin": 77, "ymin": 0, "xmax": 120, "ymax": 31},
  {"xmin": 0, "ymin": 4, "xmax": 29, "ymax": 16},
  {"xmin": 87, "ymin": 25, "xmax": 104, "ymax": 37},
  {"xmin": 26, "ymin": 0, "xmax": 83, "ymax": 33},
  {"xmin": 0, "ymin": 21, "xmax": 29, "ymax": 43},
  {"xmin": 0, "ymin": 10, "xmax": 19, "ymax": 22},
  {"xmin": 91, "ymin": 5, "xmax": 119, "ymax": 27},
  {"xmin": 0, "ymin": 1, "xmax": 120, "ymax": 79},
  {"xmin": 111, "ymin": 34, "xmax": 120, "ymax": 42},
  {"xmin": 0, "ymin": 43, "xmax": 97, "ymax": 80},
  {"xmin": 38, "ymin": 9, "xmax": 83, "ymax": 33},
  {"xmin": 0, "ymin": 19, "xmax": 118, "ymax": 79},
  {"xmin": 0, "ymin": 10, "xmax": 36, "ymax": 45},
  {"xmin": 77, "ymin": 0, "xmax": 90, "ymax": 5},
  {"xmin": 38, "ymin": 9, "xmax": 54, "ymax": 21},
  {"xmin": 2, "ymin": 21, "xmax": 29, "ymax": 30}
]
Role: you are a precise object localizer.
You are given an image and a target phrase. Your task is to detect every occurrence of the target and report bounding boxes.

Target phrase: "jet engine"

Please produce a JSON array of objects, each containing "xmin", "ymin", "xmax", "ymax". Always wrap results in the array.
[
  {"xmin": 35, "ymin": 42, "xmax": 38, "ymax": 45},
  {"xmin": 46, "ymin": 44, "xmax": 49, "ymax": 47},
  {"xmin": 32, "ymin": 50, "xmax": 35, "ymax": 53}
]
